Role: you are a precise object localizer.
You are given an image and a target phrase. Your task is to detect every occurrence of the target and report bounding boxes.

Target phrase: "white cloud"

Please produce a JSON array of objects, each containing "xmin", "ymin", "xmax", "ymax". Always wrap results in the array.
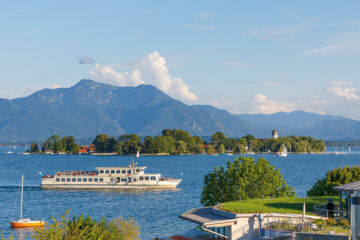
[
  {"xmin": 79, "ymin": 56, "xmax": 95, "ymax": 65},
  {"xmin": 327, "ymin": 81, "xmax": 359, "ymax": 100},
  {"xmin": 220, "ymin": 61, "xmax": 251, "ymax": 68},
  {"xmin": 253, "ymin": 94, "xmax": 296, "ymax": 114},
  {"xmin": 197, "ymin": 10, "xmax": 213, "ymax": 19},
  {"xmin": 184, "ymin": 24, "xmax": 216, "ymax": 30},
  {"xmin": 90, "ymin": 51, "xmax": 197, "ymax": 102}
]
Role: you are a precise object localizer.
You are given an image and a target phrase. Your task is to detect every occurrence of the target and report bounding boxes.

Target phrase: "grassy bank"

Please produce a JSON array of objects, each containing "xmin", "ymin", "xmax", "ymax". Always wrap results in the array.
[{"xmin": 220, "ymin": 196, "xmax": 338, "ymax": 215}]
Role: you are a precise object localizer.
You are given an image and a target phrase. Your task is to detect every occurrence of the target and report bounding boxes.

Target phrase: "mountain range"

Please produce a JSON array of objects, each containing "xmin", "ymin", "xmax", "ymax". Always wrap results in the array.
[{"xmin": 0, "ymin": 79, "xmax": 359, "ymax": 142}]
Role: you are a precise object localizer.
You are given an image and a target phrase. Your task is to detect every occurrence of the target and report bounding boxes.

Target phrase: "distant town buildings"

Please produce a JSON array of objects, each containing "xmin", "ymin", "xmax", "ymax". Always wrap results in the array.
[
  {"xmin": 272, "ymin": 129, "xmax": 278, "ymax": 139},
  {"xmin": 78, "ymin": 145, "xmax": 96, "ymax": 154}
]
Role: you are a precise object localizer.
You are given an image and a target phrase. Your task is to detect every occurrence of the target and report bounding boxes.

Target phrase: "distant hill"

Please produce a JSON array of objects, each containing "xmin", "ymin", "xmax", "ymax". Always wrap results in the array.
[{"xmin": 0, "ymin": 79, "xmax": 359, "ymax": 142}]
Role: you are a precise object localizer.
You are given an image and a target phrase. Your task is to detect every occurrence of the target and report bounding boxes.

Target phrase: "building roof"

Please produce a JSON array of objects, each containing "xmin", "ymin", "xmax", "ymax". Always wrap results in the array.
[
  {"xmin": 180, "ymin": 207, "xmax": 236, "ymax": 225},
  {"xmin": 334, "ymin": 181, "xmax": 360, "ymax": 192}
]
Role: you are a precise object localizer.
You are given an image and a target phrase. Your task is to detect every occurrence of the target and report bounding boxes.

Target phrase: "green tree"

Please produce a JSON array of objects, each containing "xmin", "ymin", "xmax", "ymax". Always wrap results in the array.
[
  {"xmin": 201, "ymin": 156, "xmax": 295, "ymax": 206},
  {"xmin": 93, "ymin": 134, "xmax": 110, "ymax": 153},
  {"xmin": 193, "ymin": 136, "xmax": 203, "ymax": 145},
  {"xmin": 308, "ymin": 165, "xmax": 360, "ymax": 196},
  {"xmin": 193, "ymin": 143, "xmax": 205, "ymax": 154},
  {"xmin": 218, "ymin": 144, "xmax": 226, "ymax": 154},
  {"xmin": 119, "ymin": 134, "xmax": 140, "ymax": 154},
  {"xmin": 142, "ymin": 136, "xmax": 154, "ymax": 153},
  {"xmin": 176, "ymin": 140, "xmax": 187, "ymax": 154},
  {"xmin": 162, "ymin": 129, "xmax": 172, "ymax": 137},
  {"xmin": 106, "ymin": 137, "xmax": 118, "ymax": 153},
  {"xmin": 30, "ymin": 143, "xmax": 39, "ymax": 153},
  {"xmin": 61, "ymin": 136, "xmax": 78, "ymax": 154},
  {"xmin": 206, "ymin": 145, "xmax": 215, "ymax": 154},
  {"xmin": 211, "ymin": 132, "xmax": 226, "ymax": 145}
]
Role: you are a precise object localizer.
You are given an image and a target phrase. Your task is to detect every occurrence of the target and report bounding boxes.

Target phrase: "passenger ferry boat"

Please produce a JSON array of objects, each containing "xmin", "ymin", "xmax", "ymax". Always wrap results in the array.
[{"xmin": 41, "ymin": 160, "xmax": 181, "ymax": 189}]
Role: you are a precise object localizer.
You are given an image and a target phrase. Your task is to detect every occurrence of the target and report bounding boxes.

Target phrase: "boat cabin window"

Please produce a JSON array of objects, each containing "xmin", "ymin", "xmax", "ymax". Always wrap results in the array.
[
  {"xmin": 56, "ymin": 178, "xmax": 60, "ymax": 182},
  {"xmin": 77, "ymin": 178, "xmax": 82, "ymax": 182},
  {"xmin": 145, "ymin": 176, "xmax": 149, "ymax": 181},
  {"xmin": 67, "ymin": 178, "xmax": 71, "ymax": 182},
  {"xmin": 100, "ymin": 170, "xmax": 104, "ymax": 173},
  {"xmin": 99, "ymin": 178, "xmax": 103, "ymax": 182},
  {"xmin": 122, "ymin": 170, "xmax": 126, "ymax": 174},
  {"xmin": 61, "ymin": 178, "xmax": 65, "ymax": 182},
  {"xmin": 94, "ymin": 178, "xmax": 98, "ymax": 182},
  {"xmin": 105, "ymin": 170, "xmax": 109, "ymax": 173},
  {"xmin": 89, "ymin": 178, "xmax": 93, "ymax": 182},
  {"xmin": 83, "ymin": 178, "xmax": 87, "ymax": 182},
  {"xmin": 127, "ymin": 170, "xmax": 131, "ymax": 174},
  {"xmin": 133, "ymin": 178, "xmax": 137, "ymax": 182},
  {"xmin": 128, "ymin": 177, "xmax": 132, "ymax": 182},
  {"xmin": 111, "ymin": 170, "xmax": 115, "ymax": 174},
  {"xmin": 72, "ymin": 178, "xmax": 76, "ymax": 182},
  {"xmin": 121, "ymin": 178, "xmax": 127, "ymax": 182},
  {"xmin": 151, "ymin": 176, "xmax": 156, "ymax": 181},
  {"xmin": 136, "ymin": 169, "xmax": 140, "ymax": 173},
  {"xmin": 139, "ymin": 176, "xmax": 144, "ymax": 181},
  {"xmin": 116, "ymin": 170, "xmax": 120, "ymax": 174}
]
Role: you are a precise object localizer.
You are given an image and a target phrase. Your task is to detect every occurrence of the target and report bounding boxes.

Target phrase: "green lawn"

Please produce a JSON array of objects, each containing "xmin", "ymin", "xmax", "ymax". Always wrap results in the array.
[{"xmin": 220, "ymin": 196, "xmax": 338, "ymax": 215}]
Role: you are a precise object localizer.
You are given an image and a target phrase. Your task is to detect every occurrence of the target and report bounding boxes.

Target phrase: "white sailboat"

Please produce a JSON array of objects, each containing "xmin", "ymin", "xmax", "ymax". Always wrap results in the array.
[
  {"xmin": 348, "ymin": 146, "xmax": 351, "ymax": 152},
  {"xmin": 136, "ymin": 151, "xmax": 140, "ymax": 158},
  {"xmin": 277, "ymin": 144, "xmax": 287, "ymax": 157},
  {"xmin": 7, "ymin": 145, "xmax": 13, "ymax": 154},
  {"xmin": 10, "ymin": 175, "xmax": 45, "ymax": 228}
]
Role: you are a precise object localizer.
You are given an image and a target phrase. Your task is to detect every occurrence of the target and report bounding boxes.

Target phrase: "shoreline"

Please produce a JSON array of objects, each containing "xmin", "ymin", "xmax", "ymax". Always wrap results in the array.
[{"xmin": 14, "ymin": 151, "xmax": 330, "ymax": 156}]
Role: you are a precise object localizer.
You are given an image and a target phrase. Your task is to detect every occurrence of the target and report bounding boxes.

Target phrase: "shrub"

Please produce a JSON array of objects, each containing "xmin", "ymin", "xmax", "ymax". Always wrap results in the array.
[{"xmin": 31, "ymin": 210, "xmax": 139, "ymax": 240}]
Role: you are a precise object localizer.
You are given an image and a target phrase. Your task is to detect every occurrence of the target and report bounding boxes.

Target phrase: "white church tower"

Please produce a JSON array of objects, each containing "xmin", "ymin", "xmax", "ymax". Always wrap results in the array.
[{"xmin": 272, "ymin": 129, "xmax": 278, "ymax": 139}]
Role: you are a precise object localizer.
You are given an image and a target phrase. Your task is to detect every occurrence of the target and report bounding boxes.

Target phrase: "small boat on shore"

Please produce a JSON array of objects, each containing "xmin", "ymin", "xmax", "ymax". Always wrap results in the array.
[
  {"xmin": 41, "ymin": 159, "xmax": 182, "ymax": 189},
  {"xmin": 10, "ymin": 175, "xmax": 45, "ymax": 228}
]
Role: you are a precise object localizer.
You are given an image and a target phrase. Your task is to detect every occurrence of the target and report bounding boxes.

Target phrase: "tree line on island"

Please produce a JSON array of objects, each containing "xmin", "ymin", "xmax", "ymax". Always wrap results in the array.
[{"xmin": 29, "ymin": 129, "xmax": 326, "ymax": 155}]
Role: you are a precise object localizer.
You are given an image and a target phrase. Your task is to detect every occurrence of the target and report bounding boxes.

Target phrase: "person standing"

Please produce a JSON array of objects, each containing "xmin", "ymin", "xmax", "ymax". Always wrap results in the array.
[{"xmin": 326, "ymin": 198, "xmax": 336, "ymax": 218}]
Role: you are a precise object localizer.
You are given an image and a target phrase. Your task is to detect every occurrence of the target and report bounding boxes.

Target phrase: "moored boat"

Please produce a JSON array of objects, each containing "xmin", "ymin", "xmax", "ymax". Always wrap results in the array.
[
  {"xmin": 276, "ymin": 144, "xmax": 288, "ymax": 157},
  {"xmin": 10, "ymin": 175, "xmax": 45, "ymax": 228},
  {"xmin": 41, "ymin": 159, "xmax": 181, "ymax": 189}
]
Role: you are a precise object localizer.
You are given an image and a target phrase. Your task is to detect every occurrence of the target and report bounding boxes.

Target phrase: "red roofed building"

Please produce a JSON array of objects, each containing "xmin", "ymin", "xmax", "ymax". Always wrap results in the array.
[{"xmin": 78, "ymin": 145, "xmax": 96, "ymax": 154}]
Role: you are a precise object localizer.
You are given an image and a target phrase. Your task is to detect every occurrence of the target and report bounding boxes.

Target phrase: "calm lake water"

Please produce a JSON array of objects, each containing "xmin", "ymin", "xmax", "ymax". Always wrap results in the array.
[{"xmin": 0, "ymin": 146, "xmax": 360, "ymax": 239}]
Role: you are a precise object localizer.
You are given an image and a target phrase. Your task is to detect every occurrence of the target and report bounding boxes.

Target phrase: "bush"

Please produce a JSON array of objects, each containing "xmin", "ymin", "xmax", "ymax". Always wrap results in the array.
[{"xmin": 31, "ymin": 210, "xmax": 139, "ymax": 240}]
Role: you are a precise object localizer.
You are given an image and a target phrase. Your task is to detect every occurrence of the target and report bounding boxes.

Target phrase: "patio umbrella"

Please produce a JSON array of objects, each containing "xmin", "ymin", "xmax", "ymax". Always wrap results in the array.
[{"xmin": 302, "ymin": 202, "xmax": 306, "ymax": 225}]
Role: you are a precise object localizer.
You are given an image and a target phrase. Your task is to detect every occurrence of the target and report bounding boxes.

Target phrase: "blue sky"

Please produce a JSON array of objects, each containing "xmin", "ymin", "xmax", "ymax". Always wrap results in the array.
[{"xmin": 1, "ymin": 1, "xmax": 360, "ymax": 119}]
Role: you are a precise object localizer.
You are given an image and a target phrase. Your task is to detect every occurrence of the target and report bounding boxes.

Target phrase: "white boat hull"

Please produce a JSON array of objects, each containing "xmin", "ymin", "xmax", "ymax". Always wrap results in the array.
[{"xmin": 41, "ymin": 180, "xmax": 181, "ymax": 190}]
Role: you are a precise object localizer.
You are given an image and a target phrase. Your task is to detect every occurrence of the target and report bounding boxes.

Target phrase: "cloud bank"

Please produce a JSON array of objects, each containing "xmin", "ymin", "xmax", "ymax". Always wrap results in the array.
[
  {"xmin": 90, "ymin": 51, "xmax": 197, "ymax": 102},
  {"xmin": 327, "ymin": 81, "xmax": 359, "ymax": 100},
  {"xmin": 253, "ymin": 94, "xmax": 295, "ymax": 114}
]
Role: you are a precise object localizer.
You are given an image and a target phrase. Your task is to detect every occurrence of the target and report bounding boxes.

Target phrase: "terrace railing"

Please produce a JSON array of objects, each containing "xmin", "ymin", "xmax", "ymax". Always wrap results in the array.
[
  {"xmin": 263, "ymin": 222, "xmax": 351, "ymax": 240},
  {"xmin": 313, "ymin": 204, "xmax": 349, "ymax": 219}
]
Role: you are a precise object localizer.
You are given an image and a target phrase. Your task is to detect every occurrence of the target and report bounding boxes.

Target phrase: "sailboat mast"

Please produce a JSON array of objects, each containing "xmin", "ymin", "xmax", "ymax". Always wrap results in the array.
[{"xmin": 20, "ymin": 175, "xmax": 24, "ymax": 220}]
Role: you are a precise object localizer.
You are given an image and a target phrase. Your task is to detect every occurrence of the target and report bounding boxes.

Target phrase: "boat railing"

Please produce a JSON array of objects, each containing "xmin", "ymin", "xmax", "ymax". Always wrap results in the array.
[{"xmin": 55, "ymin": 171, "xmax": 99, "ymax": 177}]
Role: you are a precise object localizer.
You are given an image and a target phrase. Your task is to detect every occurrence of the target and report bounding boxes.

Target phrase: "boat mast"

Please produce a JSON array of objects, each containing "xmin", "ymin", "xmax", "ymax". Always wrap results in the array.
[{"xmin": 20, "ymin": 175, "xmax": 24, "ymax": 220}]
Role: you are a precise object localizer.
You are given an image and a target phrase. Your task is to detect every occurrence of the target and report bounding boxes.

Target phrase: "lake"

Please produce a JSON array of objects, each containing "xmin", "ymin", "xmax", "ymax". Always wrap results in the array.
[{"xmin": 0, "ymin": 146, "xmax": 359, "ymax": 239}]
